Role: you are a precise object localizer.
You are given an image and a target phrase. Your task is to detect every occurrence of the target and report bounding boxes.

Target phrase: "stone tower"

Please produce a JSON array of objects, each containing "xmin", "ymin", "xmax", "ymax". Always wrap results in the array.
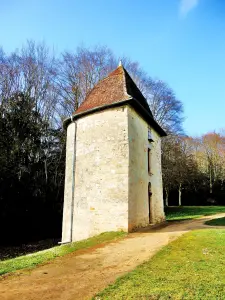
[{"xmin": 62, "ymin": 64, "xmax": 166, "ymax": 243}]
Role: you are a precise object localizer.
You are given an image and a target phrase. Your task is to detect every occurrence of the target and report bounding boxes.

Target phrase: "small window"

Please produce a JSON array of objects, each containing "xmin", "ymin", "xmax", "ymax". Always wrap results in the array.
[
  {"xmin": 148, "ymin": 148, "xmax": 151, "ymax": 174},
  {"xmin": 148, "ymin": 182, "xmax": 152, "ymax": 197},
  {"xmin": 148, "ymin": 128, "xmax": 154, "ymax": 142}
]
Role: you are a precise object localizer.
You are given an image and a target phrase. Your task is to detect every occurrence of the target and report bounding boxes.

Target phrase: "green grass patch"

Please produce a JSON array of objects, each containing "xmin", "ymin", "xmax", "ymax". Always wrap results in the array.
[
  {"xmin": 165, "ymin": 206, "xmax": 225, "ymax": 221},
  {"xmin": 205, "ymin": 217, "xmax": 225, "ymax": 226},
  {"xmin": 0, "ymin": 231, "xmax": 126, "ymax": 276},
  {"xmin": 95, "ymin": 229, "xmax": 225, "ymax": 299}
]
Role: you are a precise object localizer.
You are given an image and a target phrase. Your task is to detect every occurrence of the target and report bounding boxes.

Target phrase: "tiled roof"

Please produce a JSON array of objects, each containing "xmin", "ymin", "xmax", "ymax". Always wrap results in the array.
[
  {"xmin": 75, "ymin": 65, "xmax": 153, "ymax": 117},
  {"xmin": 66, "ymin": 65, "xmax": 166, "ymax": 136}
]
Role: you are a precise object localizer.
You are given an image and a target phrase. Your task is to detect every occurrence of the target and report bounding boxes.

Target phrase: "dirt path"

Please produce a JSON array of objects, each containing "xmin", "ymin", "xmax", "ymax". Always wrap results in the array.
[{"xmin": 1, "ymin": 213, "xmax": 225, "ymax": 300}]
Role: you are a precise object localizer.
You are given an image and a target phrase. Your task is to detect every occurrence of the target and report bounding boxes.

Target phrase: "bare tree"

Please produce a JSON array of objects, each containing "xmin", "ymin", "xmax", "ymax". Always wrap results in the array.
[
  {"xmin": 162, "ymin": 135, "xmax": 198, "ymax": 206},
  {"xmin": 161, "ymin": 136, "xmax": 177, "ymax": 206},
  {"xmin": 0, "ymin": 41, "xmax": 59, "ymax": 124},
  {"xmin": 56, "ymin": 45, "xmax": 117, "ymax": 117},
  {"xmin": 194, "ymin": 132, "xmax": 225, "ymax": 196},
  {"xmin": 143, "ymin": 79, "xmax": 184, "ymax": 134},
  {"xmin": 56, "ymin": 45, "xmax": 184, "ymax": 135}
]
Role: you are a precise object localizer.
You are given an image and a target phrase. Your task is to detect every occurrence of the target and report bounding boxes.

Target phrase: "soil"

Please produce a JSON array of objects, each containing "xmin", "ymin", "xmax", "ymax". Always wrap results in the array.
[{"xmin": 1, "ymin": 213, "xmax": 225, "ymax": 300}]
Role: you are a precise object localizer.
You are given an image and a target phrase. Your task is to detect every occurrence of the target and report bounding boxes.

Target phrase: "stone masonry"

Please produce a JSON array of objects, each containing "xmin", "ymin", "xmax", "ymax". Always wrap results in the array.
[{"xmin": 62, "ymin": 64, "xmax": 166, "ymax": 242}]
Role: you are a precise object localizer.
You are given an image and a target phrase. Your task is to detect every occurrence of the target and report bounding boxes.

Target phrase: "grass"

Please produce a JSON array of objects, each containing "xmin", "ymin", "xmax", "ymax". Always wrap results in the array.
[
  {"xmin": 0, "ymin": 231, "xmax": 126, "ymax": 276},
  {"xmin": 165, "ymin": 206, "xmax": 225, "ymax": 221},
  {"xmin": 205, "ymin": 217, "xmax": 225, "ymax": 226},
  {"xmin": 95, "ymin": 229, "xmax": 225, "ymax": 299},
  {"xmin": 2, "ymin": 206, "xmax": 224, "ymax": 279}
]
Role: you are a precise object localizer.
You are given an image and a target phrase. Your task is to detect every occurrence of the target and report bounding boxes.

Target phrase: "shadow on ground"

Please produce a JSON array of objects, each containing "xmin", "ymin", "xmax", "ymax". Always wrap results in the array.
[
  {"xmin": 0, "ymin": 238, "xmax": 60, "ymax": 261},
  {"xmin": 133, "ymin": 213, "xmax": 225, "ymax": 234}
]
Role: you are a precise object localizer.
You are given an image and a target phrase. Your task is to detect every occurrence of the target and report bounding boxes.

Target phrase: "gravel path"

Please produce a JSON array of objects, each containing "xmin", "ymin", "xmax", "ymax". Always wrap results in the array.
[{"xmin": 1, "ymin": 213, "xmax": 225, "ymax": 300}]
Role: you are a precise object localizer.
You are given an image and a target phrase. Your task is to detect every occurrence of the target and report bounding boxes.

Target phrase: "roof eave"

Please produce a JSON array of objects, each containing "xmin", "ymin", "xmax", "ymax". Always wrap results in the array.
[
  {"xmin": 63, "ymin": 98, "xmax": 132, "ymax": 130},
  {"xmin": 63, "ymin": 97, "xmax": 167, "ymax": 137}
]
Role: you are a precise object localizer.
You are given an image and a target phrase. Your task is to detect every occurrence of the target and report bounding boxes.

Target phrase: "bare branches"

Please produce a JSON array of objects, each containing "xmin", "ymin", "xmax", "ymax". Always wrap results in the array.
[
  {"xmin": 56, "ymin": 46, "xmax": 117, "ymax": 117},
  {"xmin": 0, "ymin": 41, "xmax": 59, "ymax": 126},
  {"xmin": 55, "ymin": 45, "xmax": 184, "ymax": 135},
  {"xmin": 144, "ymin": 79, "xmax": 184, "ymax": 134},
  {"xmin": 163, "ymin": 131, "xmax": 225, "ymax": 206},
  {"xmin": 162, "ymin": 135, "xmax": 199, "ymax": 205}
]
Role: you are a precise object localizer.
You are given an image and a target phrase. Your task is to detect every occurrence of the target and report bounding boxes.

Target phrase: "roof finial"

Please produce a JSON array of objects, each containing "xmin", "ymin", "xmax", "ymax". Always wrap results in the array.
[{"xmin": 118, "ymin": 60, "xmax": 122, "ymax": 67}]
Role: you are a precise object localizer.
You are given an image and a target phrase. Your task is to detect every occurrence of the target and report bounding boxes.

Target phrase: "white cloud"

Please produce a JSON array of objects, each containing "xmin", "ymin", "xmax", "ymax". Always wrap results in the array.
[{"xmin": 179, "ymin": 0, "xmax": 199, "ymax": 17}]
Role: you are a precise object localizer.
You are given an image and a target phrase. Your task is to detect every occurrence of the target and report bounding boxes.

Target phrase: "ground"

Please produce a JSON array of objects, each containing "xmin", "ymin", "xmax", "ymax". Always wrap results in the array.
[
  {"xmin": 205, "ymin": 216, "xmax": 225, "ymax": 226},
  {"xmin": 1, "ymin": 206, "xmax": 220, "ymax": 261},
  {"xmin": 165, "ymin": 205, "xmax": 225, "ymax": 221},
  {"xmin": 96, "ymin": 224, "xmax": 225, "ymax": 299},
  {"xmin": 0, "ymin": 232, "xmax": 125, "ymax": 276},
  {"xmin": 1, "ymin": 213, "xmax": 225, "ymax": 300},
  {"xmin": 0, "ymin": 239, "xmax": 59, "ymax": 261}
]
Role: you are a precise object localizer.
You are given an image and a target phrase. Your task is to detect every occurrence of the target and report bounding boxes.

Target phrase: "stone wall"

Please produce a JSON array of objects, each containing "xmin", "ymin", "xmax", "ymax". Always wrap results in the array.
[
  {"xmin": 62, "ymin": 122, "xmax": 76, "ymax": 243},
  {"xmin": 127, "ymin": 106, "xmax": 149, "ymax": 230},
  {"xmin": 148, "ymin": 119, "xmax": 165, "ymax": 224},
  {"xmin": 62, "ymin": 105, "xmax": 165, "ymax": 243},
  {"xmin": 70, "ymin": 107, "xmax": 129, "ymax": 242},
  {"xmin": 127, "ymin": 106, "xmax": 165, "ymax": 230}
]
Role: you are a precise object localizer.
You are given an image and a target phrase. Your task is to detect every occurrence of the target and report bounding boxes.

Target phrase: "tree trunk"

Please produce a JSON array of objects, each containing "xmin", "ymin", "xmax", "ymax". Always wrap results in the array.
[
  {"xmin": 178, "ymin": 183, "xmax": 182, "ymax": 206},
  {"xmin": 165, "ymin": 188, "xmax": 169, "ymax": 206},
  {"xmin": 209, "ymin": 167, "xmax": 213, "ymax": 194},
  {"xmin": 44, "ymin": 159, "xmax": 48, "ymax": 183}
]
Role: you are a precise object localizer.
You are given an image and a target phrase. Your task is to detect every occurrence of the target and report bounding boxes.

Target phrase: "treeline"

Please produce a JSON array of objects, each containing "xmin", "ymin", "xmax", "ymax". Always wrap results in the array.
[
  {"xmin": 0, "ymin": 41, "xmax": 221, "ymax": 244},
  {"xmin": 163, "ymin": 132, "xmax": 225, "ymax": 206}
]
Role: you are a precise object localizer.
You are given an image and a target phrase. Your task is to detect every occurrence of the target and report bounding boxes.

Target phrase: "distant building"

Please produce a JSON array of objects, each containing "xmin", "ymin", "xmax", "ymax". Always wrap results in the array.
[{"xmin": 62, "ymin": 64, "xmax": 166, "ymax": 242}]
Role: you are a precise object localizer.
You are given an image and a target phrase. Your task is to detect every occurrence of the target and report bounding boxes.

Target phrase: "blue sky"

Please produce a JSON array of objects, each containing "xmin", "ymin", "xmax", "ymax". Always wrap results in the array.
[{"xmin": 0, "ymin": 0, "xmax": 224, "ymax": 136}]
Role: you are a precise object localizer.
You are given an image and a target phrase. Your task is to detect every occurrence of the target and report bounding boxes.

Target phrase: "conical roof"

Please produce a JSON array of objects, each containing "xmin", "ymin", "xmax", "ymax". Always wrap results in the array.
[
  {"xmin": 64, "ymin": 65, "xmax": 166, "ymax": 136},
  {"xmin": 75, "ymin": 65, "xmax": 153, "ymax": 117}
]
